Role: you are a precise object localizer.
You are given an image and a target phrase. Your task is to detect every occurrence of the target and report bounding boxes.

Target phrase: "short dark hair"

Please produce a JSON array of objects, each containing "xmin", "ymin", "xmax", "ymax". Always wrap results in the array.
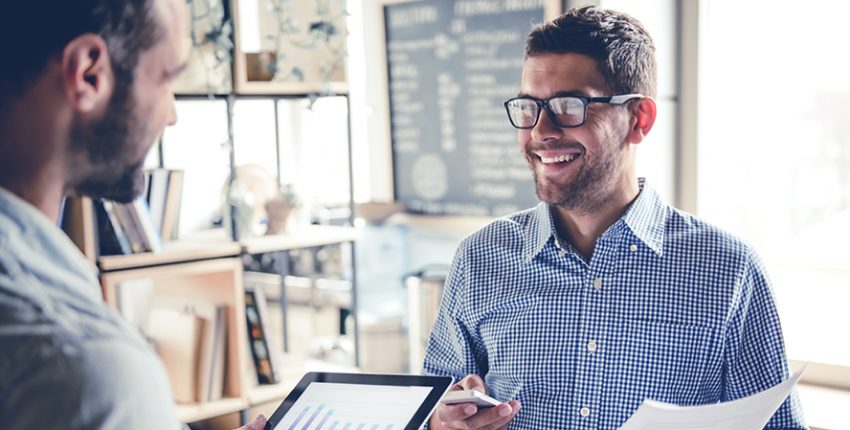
[
  {"xmin": 0, "ymin": 0, "xmax": 161, "ymax": 107},
  {"xmin": 525, "ymin": 6, "xmax": 657, "ymax": 98}
]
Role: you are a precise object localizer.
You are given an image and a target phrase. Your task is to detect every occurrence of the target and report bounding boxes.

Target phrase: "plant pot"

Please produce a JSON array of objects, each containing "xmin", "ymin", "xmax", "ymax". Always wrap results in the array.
[{"xmin": 265, "ymin": 200, "xmax": 293, "ymax": 235}]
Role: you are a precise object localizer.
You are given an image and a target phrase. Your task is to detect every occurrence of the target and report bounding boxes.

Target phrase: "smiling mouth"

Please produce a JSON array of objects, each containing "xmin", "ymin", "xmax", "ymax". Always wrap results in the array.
[{"xmin": 538, "ymin": 153, "xmax": 580, "ymax": 165}]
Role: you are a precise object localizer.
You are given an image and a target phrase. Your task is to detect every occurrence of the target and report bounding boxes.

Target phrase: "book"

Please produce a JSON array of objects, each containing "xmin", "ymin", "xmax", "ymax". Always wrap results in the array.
[
  {"xmin": 114, "ymin": 278, "xmax": 155, "ymax": 329},
  {"xmin": 131, "ymin": 197, "xmax": 162, "ymax": 253},
  {"xmin": 245, "ymin": 287, "xmax": 280, "ymax": 384},
  {"xmin": 160, "ymin": 169, "xmax": 184, "ymax": 241},
  {"xmin": 206, "ymin": 305, "xmax": 227, "ymax": 401},
  {"xmin": 144, "ymin": 168, "xmax": 171, "ymax": 234},
  {"xmin": 147, "ymin": 307, "xmax": 206, "ymax": 403},
  {"xmin": 193, "ymin": 303, "xmax": 227, "ymax": 401},
  {"xmin": 111, "ymin": 200, "xmax": 148, "ymax": 253},
  {"xmin": 94, "ymin": 200, "xmax": 132, "ymax": 255}
]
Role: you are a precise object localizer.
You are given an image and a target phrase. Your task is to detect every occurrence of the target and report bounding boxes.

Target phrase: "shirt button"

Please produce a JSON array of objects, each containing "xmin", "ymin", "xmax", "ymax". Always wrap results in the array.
[
  {"xmin": 580, "ymin": 407, "xmax": 590, "ymax": 417},
  {"xmin": 587, "ymin": 340, "xmax": 597, "ymax": 352},
  {"xmin": 593, "ymin": 278, "xmax": 602, "ymax": 289},
  {"xmin": 629, "ymin": 244, "xmax": 638, "ymax": 252},
  {"xmin": 558, "ymin": 249, "xmax": 566, "ymax": 257}
]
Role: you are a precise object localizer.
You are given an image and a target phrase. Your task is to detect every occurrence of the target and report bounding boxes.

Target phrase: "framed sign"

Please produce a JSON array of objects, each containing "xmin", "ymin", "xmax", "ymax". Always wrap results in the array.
[{"xmin": 382, "ymin": 0, "xmax": 560, "ymax": 216}]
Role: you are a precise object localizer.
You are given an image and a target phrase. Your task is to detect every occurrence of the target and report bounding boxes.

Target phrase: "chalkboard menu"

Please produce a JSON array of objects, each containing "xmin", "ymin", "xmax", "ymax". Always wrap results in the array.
[{"xmin": 385, "ymin": 0, "xmax": 550, "ymax": 217}]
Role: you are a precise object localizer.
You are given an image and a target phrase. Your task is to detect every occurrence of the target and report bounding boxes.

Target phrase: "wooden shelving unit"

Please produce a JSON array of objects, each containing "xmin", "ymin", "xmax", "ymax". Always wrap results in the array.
[
  {"xmin": 61, "ymin": 198, "xmax": 362, "ymax": 425},
  {"xmin": 99, "ymin": 256, "xmax": 250, "ymax": 422},
  {"xmin": 175, "ymin": 397, "xmax": 250, "ymax": 424},
  {"xmin": 99, "ymin": 230, "xmax": 240, "ymax": 272}
]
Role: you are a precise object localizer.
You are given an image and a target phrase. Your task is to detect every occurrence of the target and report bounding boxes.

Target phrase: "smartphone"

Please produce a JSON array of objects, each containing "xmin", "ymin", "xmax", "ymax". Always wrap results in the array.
[{"xmin": 441, "ymin": 390, "xmax": 503, "ymax": 408}]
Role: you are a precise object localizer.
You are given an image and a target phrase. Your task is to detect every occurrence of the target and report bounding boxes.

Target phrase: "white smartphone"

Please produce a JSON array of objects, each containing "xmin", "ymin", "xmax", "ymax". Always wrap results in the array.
[{"xmin": 441, "ymin": 390, "xmax": 503, "ymax": 408}]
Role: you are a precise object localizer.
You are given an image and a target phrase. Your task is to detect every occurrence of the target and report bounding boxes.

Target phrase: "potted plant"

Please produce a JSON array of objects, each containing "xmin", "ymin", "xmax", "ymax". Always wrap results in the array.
[{"xmin": 264, "ymin": 184, "xmax": 299, "ymax": 235}]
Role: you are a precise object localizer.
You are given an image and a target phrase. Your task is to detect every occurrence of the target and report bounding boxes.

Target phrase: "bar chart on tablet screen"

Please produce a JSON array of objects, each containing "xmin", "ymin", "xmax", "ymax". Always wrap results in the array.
[{"xmin": 273, "ymin": 382, "xmax": 433, "ymax": 430}]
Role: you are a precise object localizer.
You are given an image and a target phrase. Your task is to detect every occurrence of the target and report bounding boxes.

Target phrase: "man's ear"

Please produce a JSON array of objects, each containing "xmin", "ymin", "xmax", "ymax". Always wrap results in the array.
[
  {"xmin": 626, "ymin": 97, "xmax": 657, "ymax": 145},
  {"xmin": 61, "ymin": 34, "xmax": 113, "ymax": 113}
]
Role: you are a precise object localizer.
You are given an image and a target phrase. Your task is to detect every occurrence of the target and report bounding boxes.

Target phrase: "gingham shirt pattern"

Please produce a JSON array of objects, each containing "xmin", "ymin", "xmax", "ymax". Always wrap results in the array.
[{"xmin": 423, "ymin": 180, "xmax": 806, "ymax": 429}]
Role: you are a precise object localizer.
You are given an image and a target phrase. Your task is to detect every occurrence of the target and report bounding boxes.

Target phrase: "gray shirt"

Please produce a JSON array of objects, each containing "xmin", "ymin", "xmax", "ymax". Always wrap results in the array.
[{"xmin": 0, "ymin": 187, "xmax": 179, "ymax": 429}]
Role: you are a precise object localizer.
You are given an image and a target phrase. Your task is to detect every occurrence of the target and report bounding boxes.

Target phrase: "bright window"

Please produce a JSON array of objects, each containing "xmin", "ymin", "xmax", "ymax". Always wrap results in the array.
[
  {"xmin": 161, "ymin": 99, "xmax": 230, "ymax": 236},
  {"xmin": 698, "ymin": 1, "xmax": 850, "ymax": 381}
]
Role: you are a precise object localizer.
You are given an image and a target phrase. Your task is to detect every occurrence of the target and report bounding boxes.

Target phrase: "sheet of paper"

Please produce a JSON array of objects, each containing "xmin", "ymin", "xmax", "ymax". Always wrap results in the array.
[{"xmin": 619, "ymin": 366, "xmax": 805, "ymax": 430}]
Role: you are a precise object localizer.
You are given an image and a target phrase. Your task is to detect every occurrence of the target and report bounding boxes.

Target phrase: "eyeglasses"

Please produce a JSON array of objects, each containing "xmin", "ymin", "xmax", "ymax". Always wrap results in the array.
[{"xmin": 503, "ymin": 94, "xmax": 644, "ymax": 129}]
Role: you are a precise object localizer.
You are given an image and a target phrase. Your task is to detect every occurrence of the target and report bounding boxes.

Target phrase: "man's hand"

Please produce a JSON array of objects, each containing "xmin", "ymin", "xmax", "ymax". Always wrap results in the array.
[
  {"xmin": 431, "ymin": 374, "xmax": 521, "ymax": 430},
  {"xmin": 234, "ymin": 414, "xmax": 267, "ymax": 430}
]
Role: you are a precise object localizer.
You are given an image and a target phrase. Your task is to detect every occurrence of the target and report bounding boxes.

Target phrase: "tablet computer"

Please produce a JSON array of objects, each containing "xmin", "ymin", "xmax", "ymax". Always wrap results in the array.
[{"xmin": 264, "ymin": 372, "xmax": 453, "ymax": 430}]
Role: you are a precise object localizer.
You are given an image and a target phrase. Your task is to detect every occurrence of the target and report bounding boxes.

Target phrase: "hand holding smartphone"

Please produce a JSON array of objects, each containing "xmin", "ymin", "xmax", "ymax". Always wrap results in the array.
[{"xmin": 441, "ymin": 390, "xmax": 503, "ymax": 408}]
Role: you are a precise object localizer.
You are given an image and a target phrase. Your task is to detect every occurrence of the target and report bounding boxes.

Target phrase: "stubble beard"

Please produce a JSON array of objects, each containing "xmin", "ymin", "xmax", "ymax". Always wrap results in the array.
[
  {"xmin": 68, "ymin": 78, "xmax": 148, "ymax": 204},
  {"xmin": 528, "ymin": 142, "xmax": 626, "ymax": 213}
]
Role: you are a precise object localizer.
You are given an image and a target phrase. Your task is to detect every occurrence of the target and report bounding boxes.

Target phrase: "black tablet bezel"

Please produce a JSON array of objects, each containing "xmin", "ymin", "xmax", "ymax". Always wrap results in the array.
[{"xmin": 264, "ymin": 372, "xmax": 454, "ymax": 430}]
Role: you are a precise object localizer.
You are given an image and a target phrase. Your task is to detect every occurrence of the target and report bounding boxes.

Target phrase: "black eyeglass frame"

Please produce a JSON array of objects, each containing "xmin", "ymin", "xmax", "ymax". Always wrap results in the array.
[{"xmin": 503, "ymin": 93, "xmax": 644, "ymax": 129}]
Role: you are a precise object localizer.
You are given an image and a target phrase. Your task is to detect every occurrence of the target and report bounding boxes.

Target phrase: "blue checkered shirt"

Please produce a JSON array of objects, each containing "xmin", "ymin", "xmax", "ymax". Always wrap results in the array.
[{"xmin": 423, "ymin": 180, "xmax": 806, "ymax": 429}]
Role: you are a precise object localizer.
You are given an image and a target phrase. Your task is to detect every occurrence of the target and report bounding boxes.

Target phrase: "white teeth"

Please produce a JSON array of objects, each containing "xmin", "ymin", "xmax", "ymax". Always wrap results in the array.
[{"xmin": 540, "ymin": 154, "xmax": 579, "ymax": 164}]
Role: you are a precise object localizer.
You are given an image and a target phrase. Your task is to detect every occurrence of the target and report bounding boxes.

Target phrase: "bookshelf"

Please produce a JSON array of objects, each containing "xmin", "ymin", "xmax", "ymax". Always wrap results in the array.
[
  {"xmin": 99, "ymin": 251, "xmax": 248, "ymax": 414},
  {"xmin": 62, "ymin": 205, "xmax": 362, "ymax": 424},
  {"xmin": 99, "ymin": 230, "xmax": 240, "ymax": 271},
  {"xmin": 176, "ymin": 397, "xmax": 249, "ymax": 425}
]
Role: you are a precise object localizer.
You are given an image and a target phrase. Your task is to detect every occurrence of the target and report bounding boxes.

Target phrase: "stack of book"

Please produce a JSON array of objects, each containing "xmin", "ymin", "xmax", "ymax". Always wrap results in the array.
[
  {"xmin": 95, "ymin": 169, "xmax": 183, "ymax": 255},
  {"xmin": 144, "ymin": 168, "xmax": 183, "ymax": 242},
  {"xmin": 146, "ymin": 303, "xmax": 229, "ymax": 403}
]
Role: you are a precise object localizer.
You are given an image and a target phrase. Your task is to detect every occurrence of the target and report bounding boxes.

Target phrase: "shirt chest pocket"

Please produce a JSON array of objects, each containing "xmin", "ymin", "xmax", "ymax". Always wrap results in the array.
[
  {"xmin": 482, "ymin": 293, "xmax": 581, "ymax": 384},
  {"xmin": 610, "ymin": 318, "xmax": 715, "ymax": 406}
]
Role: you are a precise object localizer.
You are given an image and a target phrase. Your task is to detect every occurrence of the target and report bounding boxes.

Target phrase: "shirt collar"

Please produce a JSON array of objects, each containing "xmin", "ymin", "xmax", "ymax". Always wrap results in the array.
[
  {"xmin": 0, "ymin": 187, "xmax": 101, "ymax": 302},
  {"xmin": 620, "ymin": 178, "xmax": 666, "ymax": 255},
  {"xmin": 524, "ymin": 178, "xmax": 666, "ymax": 262}
]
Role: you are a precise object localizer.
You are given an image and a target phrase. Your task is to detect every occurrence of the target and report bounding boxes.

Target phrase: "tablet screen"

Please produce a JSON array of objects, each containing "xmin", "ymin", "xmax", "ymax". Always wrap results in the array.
[
  {"xmin": 265, "ymin": 372, "xmax": 453, "ymax": 430},
  {"xmin": 272, "ymin": 382, "xmax": 432, "ymax": 430}
]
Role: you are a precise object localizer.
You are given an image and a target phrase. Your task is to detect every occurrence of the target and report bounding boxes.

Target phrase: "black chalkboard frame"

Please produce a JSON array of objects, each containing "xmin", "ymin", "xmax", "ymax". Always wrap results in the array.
[{"xmin": 378, "ymin": 0, "xmax": 562, "ymax": 217}]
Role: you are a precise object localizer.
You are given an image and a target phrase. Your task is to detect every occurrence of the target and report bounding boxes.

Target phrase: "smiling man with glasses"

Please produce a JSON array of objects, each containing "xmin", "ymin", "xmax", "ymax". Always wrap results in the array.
[{"xmin": 424, "ymin": 6, "xmax": 805, "ymax": 430}]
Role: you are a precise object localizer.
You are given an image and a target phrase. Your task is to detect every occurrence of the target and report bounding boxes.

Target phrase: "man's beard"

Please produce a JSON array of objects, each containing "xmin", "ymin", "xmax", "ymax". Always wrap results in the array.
[
  {"xmin": 68, "ymin": 78, "xmax": 147, "ymax": 203},
  {"xmin": 528, "ymin": 141, "xmax": 626, "ymax": 213}
]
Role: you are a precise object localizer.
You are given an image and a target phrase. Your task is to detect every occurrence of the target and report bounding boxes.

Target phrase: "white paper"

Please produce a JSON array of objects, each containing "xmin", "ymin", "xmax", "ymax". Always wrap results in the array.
[{"xmin": 619, "ymin": 366, "xmax": 805, "ymax": 430}]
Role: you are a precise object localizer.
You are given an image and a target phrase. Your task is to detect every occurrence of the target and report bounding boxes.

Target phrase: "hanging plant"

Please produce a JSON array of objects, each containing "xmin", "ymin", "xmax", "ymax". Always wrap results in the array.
[
  {"xmin": 184, "ymin": 0, "xmax": 233, "ymax": 95},
  {"xmin": 265, "ymin": 0, "xmax": 348, "ymax": 96}
]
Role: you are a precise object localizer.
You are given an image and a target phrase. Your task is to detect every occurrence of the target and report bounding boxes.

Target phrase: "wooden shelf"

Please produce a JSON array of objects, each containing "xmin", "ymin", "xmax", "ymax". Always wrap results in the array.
[
  {"xmin": 248, "ymin": 380, "xmax": 299, "ymax": 407},
  {"xmin": 98, "ymin": 230, "xmax": 240, "ymax": 271},
  {"xmin": 241, "ymin": 225, "xmax": 358, "ymax": 254},
  {"xmin": 175, "ymin": 397, "xmax": 249, "ymax": 424},
  {"xmin": 99, "ymin": 258, "xmax": 251, "ymax": 427},
  {"xmin": 231, "ymin": 0, "xmax": 348, "ymax": 97}
]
